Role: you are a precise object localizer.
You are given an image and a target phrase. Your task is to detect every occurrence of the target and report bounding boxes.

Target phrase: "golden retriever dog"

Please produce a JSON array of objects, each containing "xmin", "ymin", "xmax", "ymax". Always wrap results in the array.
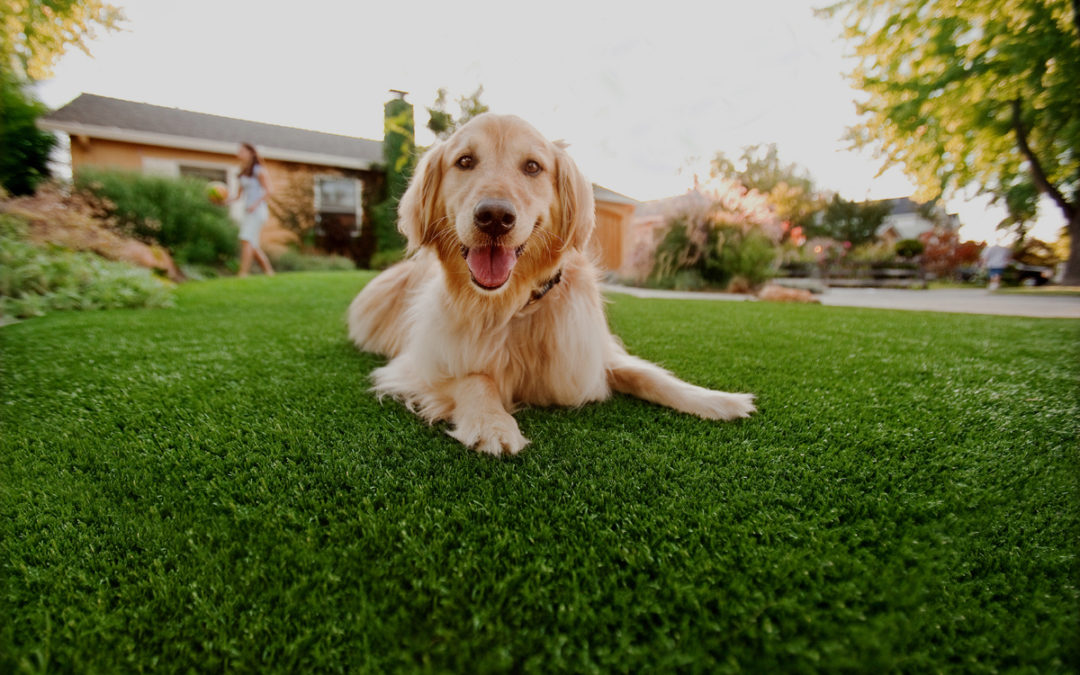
[{"xmin": 348, "ymin": 113, "xmax": 755, "ymax": 455}]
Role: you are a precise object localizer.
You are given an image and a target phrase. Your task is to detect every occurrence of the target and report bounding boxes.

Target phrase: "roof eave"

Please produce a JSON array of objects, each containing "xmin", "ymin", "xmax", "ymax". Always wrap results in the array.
[
  {"xmin": 592, "ymin": 184, "xmax": 640, "ymax": 206},
  {"xmin": 38, "ymin": 119, "xmax": 379, "ymax": 172}
]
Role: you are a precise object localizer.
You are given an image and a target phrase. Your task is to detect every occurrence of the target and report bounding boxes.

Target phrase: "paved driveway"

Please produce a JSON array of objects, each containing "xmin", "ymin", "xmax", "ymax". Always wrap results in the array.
[{"xmin": 602, "ymin": 284, "xmax": 1080, "ymax": 319}]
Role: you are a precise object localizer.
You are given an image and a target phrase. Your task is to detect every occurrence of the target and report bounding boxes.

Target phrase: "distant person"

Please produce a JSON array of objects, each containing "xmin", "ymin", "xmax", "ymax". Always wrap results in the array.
[
  {"xmin": 980, "ymin": 238, "xmax": 1011, "ymax": 291},
  {"xmin": 226, "ymin": 143, "xmax": 275, "ymax": 277}
]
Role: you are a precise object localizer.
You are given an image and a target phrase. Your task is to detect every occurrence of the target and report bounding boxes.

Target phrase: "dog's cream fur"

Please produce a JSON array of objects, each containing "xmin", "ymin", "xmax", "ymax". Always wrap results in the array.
[{"xmin": 348, "ymin": 114, "xmax": 755, "ymax": 455}]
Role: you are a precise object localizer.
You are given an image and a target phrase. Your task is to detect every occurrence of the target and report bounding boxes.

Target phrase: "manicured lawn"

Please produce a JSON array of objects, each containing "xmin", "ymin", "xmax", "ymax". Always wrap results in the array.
[{"xmin": 2, "ymin": 271, "xmax": 1077, "ymax": 673}]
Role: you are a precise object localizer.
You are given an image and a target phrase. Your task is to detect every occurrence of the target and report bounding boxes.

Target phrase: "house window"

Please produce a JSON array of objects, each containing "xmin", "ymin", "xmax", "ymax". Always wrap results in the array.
[
  {"xmin": 180, "ymin": 165, "xmax": 228, "ymax": 183},
  {"xmin": 315, "ymin": 176, "xmax": 361, "ymax": 214}
]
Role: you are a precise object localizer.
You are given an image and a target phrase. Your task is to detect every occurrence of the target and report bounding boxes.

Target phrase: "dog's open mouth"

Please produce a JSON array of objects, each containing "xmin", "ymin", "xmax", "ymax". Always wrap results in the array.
[{"xmin": 462, "ymin": 244, "xmax": 526, "ymax": 290}]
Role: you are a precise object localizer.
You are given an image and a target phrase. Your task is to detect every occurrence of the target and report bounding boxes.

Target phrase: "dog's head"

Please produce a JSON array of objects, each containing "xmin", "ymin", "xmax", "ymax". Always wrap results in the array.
[{"xmin": 397, "ymin": 113, "xmax": 594, "ymax": 294}]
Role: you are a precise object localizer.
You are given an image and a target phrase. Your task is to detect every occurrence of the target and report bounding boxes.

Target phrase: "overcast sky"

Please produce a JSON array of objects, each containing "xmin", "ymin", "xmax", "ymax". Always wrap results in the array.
[{"xmin": 36, "ymin": 0, "xmax": 1064, "ymax": 242}]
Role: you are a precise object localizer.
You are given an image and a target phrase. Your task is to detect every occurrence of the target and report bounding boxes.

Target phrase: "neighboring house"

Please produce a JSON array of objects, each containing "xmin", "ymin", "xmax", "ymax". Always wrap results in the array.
[
  {"xmin": 873, "ymin": 197, "xmax": 959, "ymax": 244},
  {"xmin": 591, "ymin": 185, "xmax": 638, "ymax": 273},
  {"xmin": 39, "ymin": 93, "xmax": 637, "ymax": 268},
  {"xmin": 39, "ymin": 94, "xmax": 382, "ymax": 258}
]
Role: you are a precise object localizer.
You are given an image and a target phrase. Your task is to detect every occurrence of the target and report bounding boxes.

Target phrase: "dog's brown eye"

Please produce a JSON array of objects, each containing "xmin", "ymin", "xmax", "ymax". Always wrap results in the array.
[
  {"xmin": 456, "ymin": 155, "xmax": 474, "ymax": 170},
  {"xmin": 523, "ymin": 160, "xmax": 542, "ymax": 176}
]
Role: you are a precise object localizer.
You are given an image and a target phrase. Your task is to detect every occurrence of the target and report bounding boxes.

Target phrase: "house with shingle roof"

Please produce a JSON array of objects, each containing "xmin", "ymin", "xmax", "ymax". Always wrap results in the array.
[
  {"xmin": 872, "ymin": 197, "xmax": 959, "ymax": 243},
  {"xmin": 40, "ymin": 93, "xmax": 384, "ymax": 258},
  {"xmin": 40, "ymin": 93, "xmax": 639, "ymax": 269}
]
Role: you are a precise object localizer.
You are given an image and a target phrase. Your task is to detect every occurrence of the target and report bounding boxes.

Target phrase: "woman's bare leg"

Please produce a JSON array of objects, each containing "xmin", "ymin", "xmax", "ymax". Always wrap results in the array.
[
  {"xmin": 239, "ymin": 241, "xmax": 254, "ymax": 277},
  {"xmin": 253, "ymin": 246, "xmax": 275, "ymax": 276}
]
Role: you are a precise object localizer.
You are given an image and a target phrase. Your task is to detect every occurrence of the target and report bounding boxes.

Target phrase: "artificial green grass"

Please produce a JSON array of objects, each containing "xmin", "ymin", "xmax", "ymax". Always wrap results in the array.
[{"xmin": 2, "ymin": 271, "xmax": 1077, "ymax": 673}]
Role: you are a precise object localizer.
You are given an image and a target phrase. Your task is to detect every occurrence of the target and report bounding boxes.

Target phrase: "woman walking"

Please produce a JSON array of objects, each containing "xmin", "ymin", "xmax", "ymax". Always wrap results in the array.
[{"xmin": 227, "ymin": 143, "xmax": 275, "ymax": 277}]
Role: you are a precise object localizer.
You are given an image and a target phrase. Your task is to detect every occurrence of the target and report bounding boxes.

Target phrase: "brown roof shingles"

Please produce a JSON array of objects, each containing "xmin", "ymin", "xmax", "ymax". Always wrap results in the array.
[{"xmin": 43, "ymin": 93, "xmax": 382, "ymax": 165}]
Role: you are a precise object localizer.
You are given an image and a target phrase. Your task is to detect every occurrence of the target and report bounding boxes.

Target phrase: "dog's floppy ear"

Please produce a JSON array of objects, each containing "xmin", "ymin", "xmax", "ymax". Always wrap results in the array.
[
  {"xmin": 554, "ymin": 144, "xmax": 595, "ymax": 252},
  {"xmin": 397, "ymin": 142, "xmax": 447, "ymax": 252}
]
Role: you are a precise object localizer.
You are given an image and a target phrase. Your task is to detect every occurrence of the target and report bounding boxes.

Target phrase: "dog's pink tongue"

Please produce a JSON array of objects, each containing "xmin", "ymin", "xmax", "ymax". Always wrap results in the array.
[{"xmin": 467, "ymin": 245, "xmax": 517, "ymax": 289}]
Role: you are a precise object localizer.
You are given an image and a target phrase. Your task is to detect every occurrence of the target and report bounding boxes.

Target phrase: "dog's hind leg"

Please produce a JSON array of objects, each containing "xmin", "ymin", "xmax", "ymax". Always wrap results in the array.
[{"xmin": 606, "ymin": 347, "xmax": 756, "ymax": 421}]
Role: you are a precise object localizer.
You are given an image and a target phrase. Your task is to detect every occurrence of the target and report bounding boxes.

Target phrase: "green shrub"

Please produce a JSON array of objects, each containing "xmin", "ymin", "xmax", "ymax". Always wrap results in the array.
[
  {"xmin": 76, "ymin": 169, "xmax": 238, "ymax": 265},
  {"xmin": 705, "ymin": 225, "xmax": 778, "ymax": 289},
  {"xmin": 651, "ymin": 217, "xmax": 778, "ymax": 292},
  {"xmin": 895, "ymin": 238, "xmax": 925, "ymax": 259},
  {"xmin": 271, "ymin": 248, "xmax": 355, "ymax": 272},
  {"xmin": 849, "ymin": 240, "xmax": 897, "ymax": 264},
  {"xmin": 671, "ymin": 269, "xmax": 706, "ymax": 291},
  {"xmin": 0, "ymin": 214, "xmax": 173, "ymax": 319}
]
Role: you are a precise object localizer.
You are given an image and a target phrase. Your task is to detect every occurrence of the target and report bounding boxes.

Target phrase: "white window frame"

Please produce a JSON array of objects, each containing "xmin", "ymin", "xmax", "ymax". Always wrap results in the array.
[{"xmin": 314, "ymin": 175, "xmax": 364, "ymax": 235}]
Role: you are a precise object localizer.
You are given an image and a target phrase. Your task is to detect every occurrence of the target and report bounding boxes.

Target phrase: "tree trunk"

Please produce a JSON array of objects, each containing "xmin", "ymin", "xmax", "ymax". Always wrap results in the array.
[
  {"xmin": 1010, "ymin": 99, "xmax": 1079, "ymax": 284},
  {"xmin": 1063, "ymin": 212, "xmax": 1080, "ymax": 286}
]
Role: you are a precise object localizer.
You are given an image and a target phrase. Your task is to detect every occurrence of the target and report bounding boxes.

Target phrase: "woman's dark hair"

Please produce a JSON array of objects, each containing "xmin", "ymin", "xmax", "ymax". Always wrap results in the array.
[{"xmin": 239, "ymin": 142, "xmax": 262, "ymax": 177}]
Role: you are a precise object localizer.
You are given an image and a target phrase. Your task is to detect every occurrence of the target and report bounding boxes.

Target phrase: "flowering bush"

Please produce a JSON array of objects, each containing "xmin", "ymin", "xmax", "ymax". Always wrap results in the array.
[
  {"xmin": 919, "ymin": 228, "xmax": 984, "ymax": 279},
  {"xmin": 649, "ymin": 178, "xmax": 781, "ymax": 291}
]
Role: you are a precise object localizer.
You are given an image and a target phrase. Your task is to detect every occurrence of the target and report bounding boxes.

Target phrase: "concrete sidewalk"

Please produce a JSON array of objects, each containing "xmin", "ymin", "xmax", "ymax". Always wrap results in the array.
[{"xmin": 602, "ymin": 284, "xmax": 1080, "ymax": 319}]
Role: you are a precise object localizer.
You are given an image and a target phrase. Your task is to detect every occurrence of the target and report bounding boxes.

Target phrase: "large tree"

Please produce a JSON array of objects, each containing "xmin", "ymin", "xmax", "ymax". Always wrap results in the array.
[
  {"xmin": 1, "ymin": 0, "xmax": 123, "ymax": 79},
  {"xmin": 821, "ymin": 0, "xmax": 1080, "ymax": 283},
  {"xmin": 0, "ymin": 0, "xmax": 123, "ymax": 195},
  {"xmin": 0, "ymin": 72, "xmax": 57, "ymax": 195},
  {"xmin": 711, "ymin": 143, "xmax": 822, "ymax": 233},
  {"xmin": 810, "ymin": 194, "xmax": 893, "ymax": 244}
]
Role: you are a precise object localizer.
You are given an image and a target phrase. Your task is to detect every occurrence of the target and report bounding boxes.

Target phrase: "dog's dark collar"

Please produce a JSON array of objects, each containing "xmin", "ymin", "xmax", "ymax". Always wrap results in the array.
[{"xmin": 525, "ymin": 269, "xmax": 563, "ymax": 307}]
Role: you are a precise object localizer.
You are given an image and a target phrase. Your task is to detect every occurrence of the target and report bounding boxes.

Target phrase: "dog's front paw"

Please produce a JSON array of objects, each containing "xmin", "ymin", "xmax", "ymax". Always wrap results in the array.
[
  {"xmin": 447, "ymin": 414, "xmax": 530, "ymax": 456},
  {"xmin": 694, "ymin": 391, "xmax": 757, "ymax": 421}
]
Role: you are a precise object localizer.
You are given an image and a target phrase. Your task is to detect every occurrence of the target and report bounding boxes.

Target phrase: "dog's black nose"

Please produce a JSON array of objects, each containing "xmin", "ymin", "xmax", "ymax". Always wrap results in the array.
[{"xmin": 473, "ymin": 199, "xmax": 516, "ymax": 237}]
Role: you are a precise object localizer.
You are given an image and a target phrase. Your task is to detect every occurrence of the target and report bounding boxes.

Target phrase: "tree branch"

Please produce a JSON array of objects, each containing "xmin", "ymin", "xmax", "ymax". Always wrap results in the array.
[{"xmin": 1010, "ymin": 98, "xmax": 1076, "ymax": 220}]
